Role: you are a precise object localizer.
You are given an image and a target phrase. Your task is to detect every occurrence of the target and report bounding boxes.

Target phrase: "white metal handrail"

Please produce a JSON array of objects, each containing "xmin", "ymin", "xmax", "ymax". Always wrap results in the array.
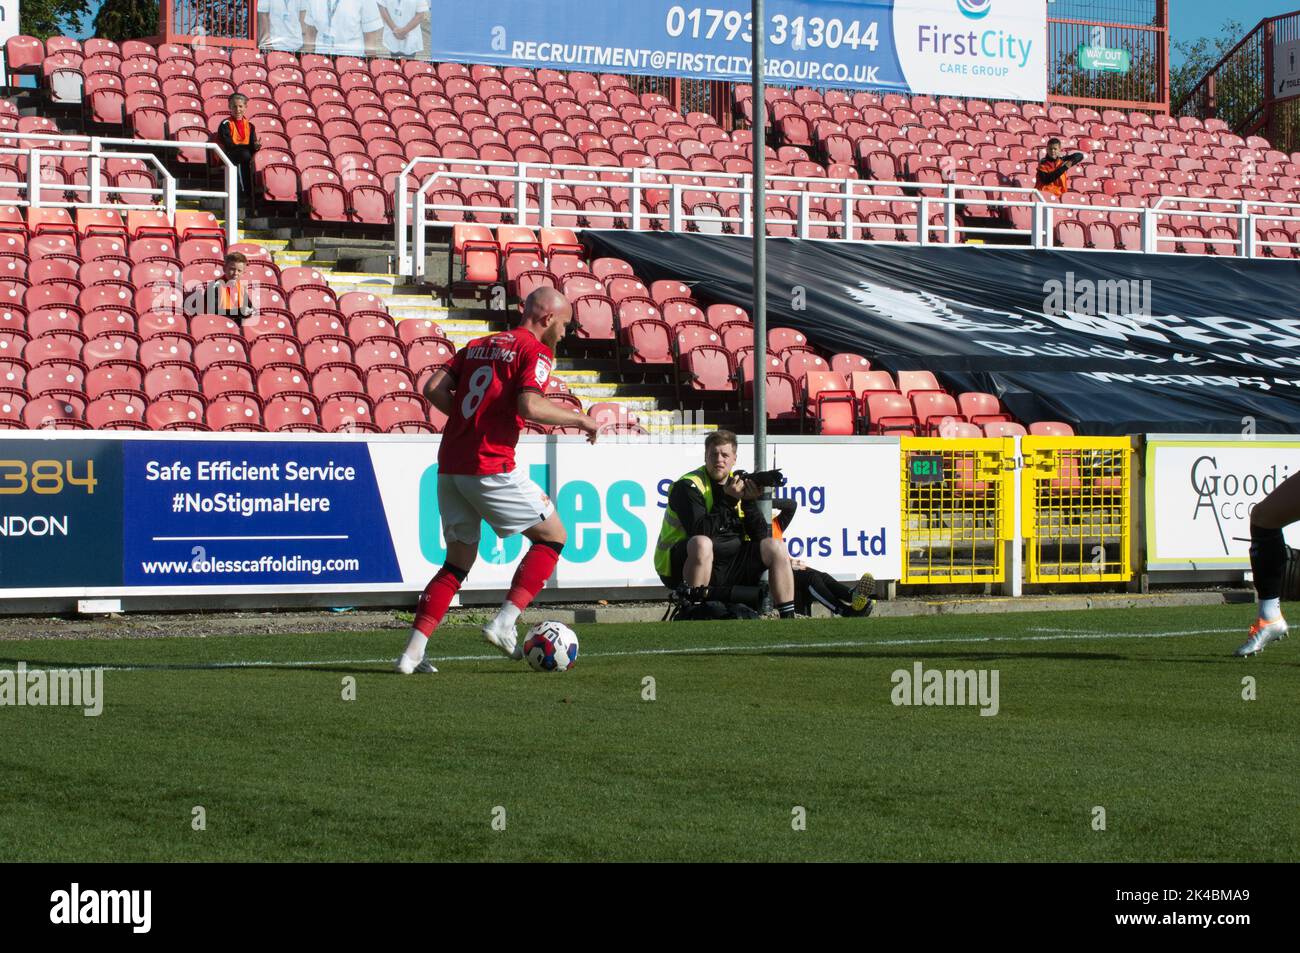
[
  {"xmin": 2, "ymin": 148, "xmax": 179, "ymax": 219},
  {"xmin": 393, "ymin": 156, "xmax": 1300, "ymax": 275},
  {"xmin": 0, "ymin": 131, "xmax": 239, "ymax": 245}
]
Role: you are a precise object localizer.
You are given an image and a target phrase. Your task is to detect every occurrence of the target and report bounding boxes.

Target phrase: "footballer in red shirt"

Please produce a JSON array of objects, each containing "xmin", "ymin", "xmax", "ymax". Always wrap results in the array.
[{"xmin": 396, "ymin": 288, "xmax": 599, "ymax": 673}]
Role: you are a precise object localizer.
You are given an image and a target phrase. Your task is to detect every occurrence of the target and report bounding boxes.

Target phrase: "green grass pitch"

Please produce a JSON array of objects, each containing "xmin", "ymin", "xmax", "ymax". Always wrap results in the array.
[{"xmin": 0, "ymin": 605, "xmax": 1295, "ymax": 862}]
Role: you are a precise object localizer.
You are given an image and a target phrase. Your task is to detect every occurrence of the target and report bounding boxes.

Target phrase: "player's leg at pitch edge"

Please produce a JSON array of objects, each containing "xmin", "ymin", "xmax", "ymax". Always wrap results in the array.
[{"xmin": 1234, "ymin": 474, "xmax": 1300, "ymax": 658}]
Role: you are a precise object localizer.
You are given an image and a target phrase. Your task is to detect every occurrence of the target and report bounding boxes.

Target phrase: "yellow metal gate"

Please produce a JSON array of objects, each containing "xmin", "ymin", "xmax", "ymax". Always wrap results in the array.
[
  {"xmin": 1021, "ymin": 437, "xmax": 1132, "ymax": 583},
  {"xmin": 900, "ymin": 438, "xmax": 1015, "ymax": 584}
]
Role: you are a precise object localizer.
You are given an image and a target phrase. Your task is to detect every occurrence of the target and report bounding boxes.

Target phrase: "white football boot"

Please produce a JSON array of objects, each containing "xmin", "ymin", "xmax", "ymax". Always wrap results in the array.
[
  {"xmin": 482, "ymin": 614, "xmax": 523, "ymax": 660},
  {"xmin": 394, "ymin": 654, "xmax": 438, "ymax": 674},
  {"xmin": 1233, "ymin": 617, "xmax": 1288, "ymax": 657}
]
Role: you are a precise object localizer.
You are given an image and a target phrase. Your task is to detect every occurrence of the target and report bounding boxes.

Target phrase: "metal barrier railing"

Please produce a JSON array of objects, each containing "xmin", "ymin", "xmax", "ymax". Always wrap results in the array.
[
  {"xmin": 899, "ymin": 438, "xmax": 1015, "ymax": 585},
  {"xmin": 898, "ymin": 436, "xmax": 1135, "ymax": 587},
  {"xmin": 0, "ymin": 131, "xmax": 238, "ymax": 245},
  {"xmin": 393, "ymin": 156, "xmax": 1300, "ymax": 275},
  {"xmin": 1021, "ymin": 437, "xmax": 1134, "ymax": 584}
]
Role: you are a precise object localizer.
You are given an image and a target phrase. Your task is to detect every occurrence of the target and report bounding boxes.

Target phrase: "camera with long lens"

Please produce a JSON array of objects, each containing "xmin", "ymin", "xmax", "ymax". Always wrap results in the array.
[{"xmin": 732, "ymin": 468, "xmax": 787, "ymax": 488}]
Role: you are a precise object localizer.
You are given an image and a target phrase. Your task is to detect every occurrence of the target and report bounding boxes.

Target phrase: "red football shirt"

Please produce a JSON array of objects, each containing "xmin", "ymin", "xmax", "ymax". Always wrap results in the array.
[{"xmin": 437, "ymin": 328, "xmax": 554, "ymax": 475}]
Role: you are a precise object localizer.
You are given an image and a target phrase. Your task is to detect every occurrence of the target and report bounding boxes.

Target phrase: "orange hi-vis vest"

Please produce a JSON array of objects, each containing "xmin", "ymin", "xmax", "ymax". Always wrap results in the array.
[
  {"xmin": 1036, "ymin": 158, "xmax": 1068, "ymax": 197},
  {"xmin": 220, "ymin": 281, "xmax": 246, "ymax": 312},
  {"xmin": 229, "ymin": 118, "xmax": 251, "ymax": 146}
]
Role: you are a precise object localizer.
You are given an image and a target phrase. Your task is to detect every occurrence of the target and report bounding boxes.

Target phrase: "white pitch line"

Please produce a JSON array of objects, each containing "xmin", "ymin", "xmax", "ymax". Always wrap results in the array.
[
  {"xmin": 1028, "ymin": 627, "xmax": 1238, "ymax": 637},
  {"xmin": 11, "ymin": 627, "xmax": 1239, "ymax": 673}
]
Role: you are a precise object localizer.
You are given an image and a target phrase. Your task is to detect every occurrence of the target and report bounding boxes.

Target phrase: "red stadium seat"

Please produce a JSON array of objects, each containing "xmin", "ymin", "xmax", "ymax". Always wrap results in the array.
[
  {"xmin": 23, "ymin": 392, "xmax": 88, "ymax": 429},
  {"xmin": 257, "ymin": 363, "xmax": 311, "ymax": 401},
  {"xmin": 852, "ymin": 371, "xmax": 899, "ymax": 398},
  {"xmin": 249, "ymin": 335, "xmax": 302, "ymax": 369},
  {"xmin": 815, "ymin": 393, "xmax": 857, "ymax": 435},
  {"xmin": 264, "ymin": 394, "xmax": 321, "ymax": 432},
  {"xmin": 911, "ymin": 391, "xmax": 966, "ymax": 434},
  {"xmin": 957, "ymin": 392, "xmax": 1011, "ymax": 425},
  {"xmin": 320, "ymin": 394, "xmax": 376, "ymax": 432},
  {"xmin": 375, "ymin": 394, "xmax": 434, "ymax": 433},
  {"xmin": 938, "ymin": 421, "xmax": 984, "ymax": 438},
  {"xmin": 802, "ymin": 370, "xmax": 851, "ymax": 410},
  {"xmin": 85, "ymin": 362, "xmax": 143, "ymax": 399},
  {"xmin": 786, "ymin": 351, "xmax": 828, "ymax": 384},
  {"xmin": 680, "ymin": 345, "xmax": 733, "ymax": 395},
  {"xmin": 453, "ymin": 224, "xmax": 500, "ymax": 283},
  {"xmin": 864, "ymin": 392, "xmax": 918, "ymax": 435},
  {"xmin": 85, "ymin": 393, "xmax": 148, "ymax": 429},
  {"xmin": 570, "ymin": 295, "xmax": 615, "ymax": 342},
  {"xmin": 311, "ymin": 363, "xmax": 364, "ymax": 400},
  {"xmin": 302, "ymin": 337, "xmax": 353, "ymax": 373},
  {"xmin": 146, "ymin": 397, "xmax": 207, "ymax": 431},
  {"xmin": 897, "ymin": 370, "xmax": 941, "ymax": 399},
  {"xmin": 1028, "ymin": 421, "xmax": 1076, "ymax": 436},
  {"xmin": 144, "ymin": 362, "xmax": 200, "ymax": 400},
  {"xmin": 768, "ymin": 327, "xmax": 807, "ymax": 354},
  {"xmin": 721, "ymin": 323, "xmax": 754, "ymax": 353},
  {"xmin": 830, "ymin": 353, "xmax": 871, "ymax": 375},
  {"xmin": 26, "ymin": 362, "xmax": 85, "ymax": 397},
  {"xmin": 200, "ymin": 361, "xmax": 255, "ymax": 397},
  {"xmin": 762, "ymin": 372, "xmax": 800, "ymax": 422},
  {"xmin": 983, "ymin": 421, "xmax": 1028, "ymax": 437},
  {"xmin": 623, "ymin": 318, "xmax": 673, "ymax": 367}
]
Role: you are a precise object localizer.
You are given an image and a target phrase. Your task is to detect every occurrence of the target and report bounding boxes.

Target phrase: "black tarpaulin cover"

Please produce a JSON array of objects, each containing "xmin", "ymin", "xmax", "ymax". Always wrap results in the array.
[{"xmin": 581, "ymin": 231, "xmax": 1300, "ymax": 435}]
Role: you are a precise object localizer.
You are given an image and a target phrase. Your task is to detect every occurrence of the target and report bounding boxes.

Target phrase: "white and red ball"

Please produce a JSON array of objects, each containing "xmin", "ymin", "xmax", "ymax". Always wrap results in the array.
[{"xmin": 522, "ymin": 621, "xmax": 580, "ymax": 672}]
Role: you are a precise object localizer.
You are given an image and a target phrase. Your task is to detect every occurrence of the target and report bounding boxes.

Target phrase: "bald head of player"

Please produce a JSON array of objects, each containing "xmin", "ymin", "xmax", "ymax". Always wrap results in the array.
[{"xmin": 519, "ymin": 287, "xmax": 572, "ymax": 350}]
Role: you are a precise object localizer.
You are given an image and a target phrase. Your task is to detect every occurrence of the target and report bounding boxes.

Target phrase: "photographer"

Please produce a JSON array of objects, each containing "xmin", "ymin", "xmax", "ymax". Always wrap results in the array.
[{"xmin": 655, "ymin": 430, "xmax": 798, "ymax": 618}]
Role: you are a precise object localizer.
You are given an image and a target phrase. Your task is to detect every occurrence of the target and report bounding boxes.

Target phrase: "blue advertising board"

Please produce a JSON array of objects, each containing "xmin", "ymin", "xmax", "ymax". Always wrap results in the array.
[
  {"xmin": 425, "ymin": 0, "xmax": 1047, "ymax": 100},
  {"xmin": 0, "ymin": 433, "xmax": 902, "ymax": 599},
  {"xmin": 0, "ymin": 438, "xmax": 124, "ymax": 589},
  {"xmin": 121, "ymin": 440, "xmax": 402, "ymax": 587}
]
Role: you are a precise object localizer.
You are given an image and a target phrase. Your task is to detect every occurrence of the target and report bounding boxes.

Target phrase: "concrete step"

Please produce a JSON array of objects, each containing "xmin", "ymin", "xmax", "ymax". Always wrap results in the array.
[
  {"xmin": 435, "ymin": 320, "xmax": 497, "ymax": 334},
  {"xmin": 552, "ymin": 370, "xmax": 602, "ymax": 385},
  {"xmin": 381, "ymin": 293, "xmax": 443, "ymax": 306},
  {"xmin": 641, "ymin": 424, "xmax": 716, "ymax": 435},
  {"xmin": 325, "ymin": 275, "xmax": 401, "ymax": 294},
  {"xmin": 570, "ymin": 392, "xmax": 663, "ymax": 411},
  {"xmin": 387, "ymin": 304, "xmax": 462, "ymax": 321}
]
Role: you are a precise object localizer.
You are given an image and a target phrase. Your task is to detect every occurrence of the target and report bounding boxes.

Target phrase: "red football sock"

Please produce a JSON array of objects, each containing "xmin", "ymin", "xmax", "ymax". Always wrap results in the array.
[
  {"xmin": 506, "ymin": 542, "xmax": 562, "ymax": 610},
  {"xmin": 413, "ymin": 565, "xmax": 467, "ymax": 637}
]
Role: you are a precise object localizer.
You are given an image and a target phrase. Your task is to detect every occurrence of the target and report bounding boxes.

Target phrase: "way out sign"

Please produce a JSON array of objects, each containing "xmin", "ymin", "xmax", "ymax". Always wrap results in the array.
[{"xmin": 1077, "ymin": 44, "xmax": 1131, "ymax": 74}]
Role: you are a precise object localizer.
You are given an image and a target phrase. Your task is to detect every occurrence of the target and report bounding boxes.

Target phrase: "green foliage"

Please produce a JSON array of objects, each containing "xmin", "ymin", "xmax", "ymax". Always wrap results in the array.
[
  {"xmin": 1171, "ymin": 19, "xmax": 1256, "ymax": 117},
  {"xmin": 93, "ymin": 0, "xmax": 160, "ymax": 44},
  {"xmin": 19, "ymin": 0, "xmax": 93, "ymax": 40}
]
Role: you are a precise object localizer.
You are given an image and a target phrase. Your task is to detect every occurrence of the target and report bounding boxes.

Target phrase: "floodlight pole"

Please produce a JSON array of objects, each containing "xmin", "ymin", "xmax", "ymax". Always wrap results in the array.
[{"xmin": 751, "ymin": 0, "xmax": 769, "ymax": 515}]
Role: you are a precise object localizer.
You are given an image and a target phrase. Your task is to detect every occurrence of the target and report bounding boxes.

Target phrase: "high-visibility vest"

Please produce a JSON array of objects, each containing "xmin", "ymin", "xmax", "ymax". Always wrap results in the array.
[
  {"xmin": 219, "ymin": 281, "xmax": 246, "ymax": 312},
  {"xmin": 654, "ymin": 465, "xmax": 742, "ymax": 577},
  {"xmin": 1036, "ymin": 159, "xmax": 1067, "ymax": 197},
  {"xmin": 228, "ymin": 118, "xmax": 252, "ymax": 146}
]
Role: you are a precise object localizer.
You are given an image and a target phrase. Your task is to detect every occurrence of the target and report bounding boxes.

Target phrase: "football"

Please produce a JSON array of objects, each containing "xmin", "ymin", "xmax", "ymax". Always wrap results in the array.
[{"xmin": 522, "ymin": 621, "xmax": 580, "ymax": 672}]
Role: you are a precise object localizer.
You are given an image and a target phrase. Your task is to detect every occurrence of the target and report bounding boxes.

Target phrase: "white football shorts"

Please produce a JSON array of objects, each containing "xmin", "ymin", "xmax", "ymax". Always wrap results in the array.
[{"xmin": 438, "ymin": 469, "xmax": 555, "ymax": 544}]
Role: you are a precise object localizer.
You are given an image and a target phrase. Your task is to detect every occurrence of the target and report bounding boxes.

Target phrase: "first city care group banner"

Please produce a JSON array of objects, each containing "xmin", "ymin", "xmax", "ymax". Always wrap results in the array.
[
  {"xmin": 0, "ymin": 433, "xmax": 903, "ymax": 598},
  {"xmin": 262, "ymin": 1, "xmax": 1047, "ymax": 102}
]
